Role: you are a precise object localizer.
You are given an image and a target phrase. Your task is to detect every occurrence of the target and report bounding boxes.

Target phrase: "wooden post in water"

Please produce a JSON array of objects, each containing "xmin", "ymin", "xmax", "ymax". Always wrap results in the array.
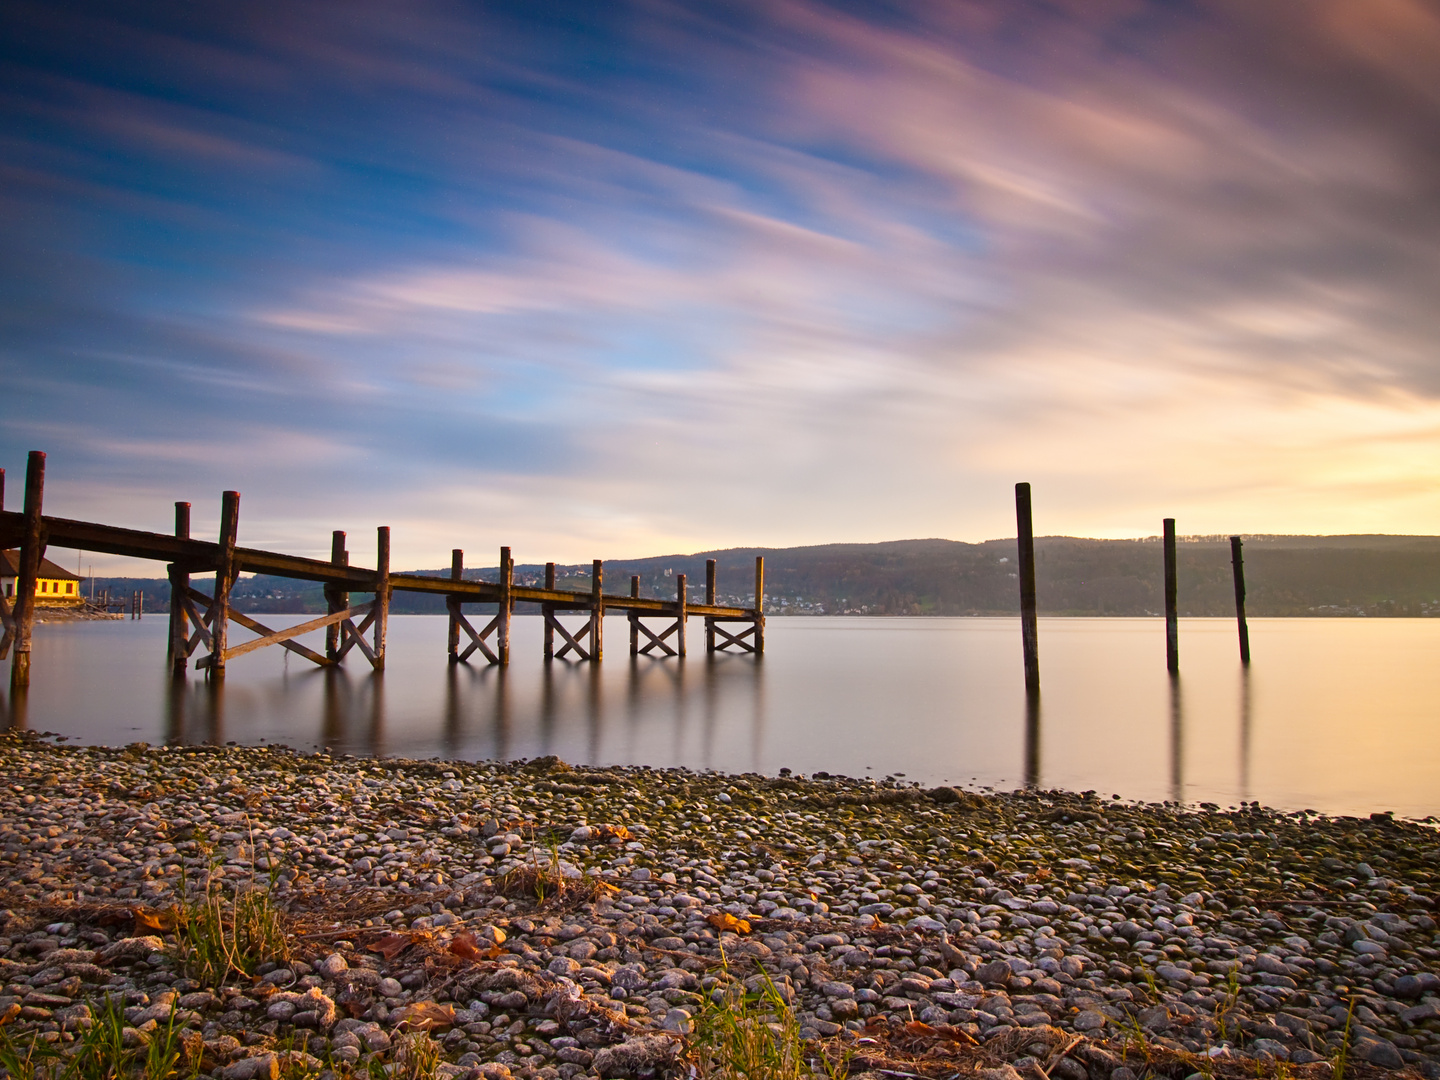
[
  {"xmin": 1230, "ymin": 535, "xmax": 1251, "ymax": 665},
  {"xmin": 589, "ymin": 559, "xmax": 603, "ymax": 662},
  {"xmin": 324, "ymin": 531, "xmax": 347, "ymax": 661},
  {"xmin": 373, "ymin": 527, "xmax": 390, "ymax": 670},
  {"xmin": 1163, "ymin": 518, "xmax": 1179, "ymax": 673},
  {"xmin": 167, "ymin": 502, "xmax": 190, "ymax": 676},
  {"xmin": 543, "ymin": 563, "xmax": 556, "ymax": 660},
  {"xmin": 629, "ymin": 575, "xmax": 640, "ymax": 657},
  {"xmin": 10, "ymin": 452, "xmax": 46, "ymax": 691},
  {"xmin": 0, "ymin": 468, "xmax": 9, "ymax": 662},
  {"xmin": 208, "ymin": 490, "xmax": 240, "ymax": 679},
  {"xmin": 497, "ymin": 547, "xmax": 512, "ymax": 666},
  {"xmin": 1015, "ymin": 482, "xmax": 1039, "ymax": 692},
  {"xmin": 447, "ymin": 549, "xmax": 463, "ymax": 664},
  {"xmin": 676, "ymin": 573, "xmax": 688, "ymax": 658},
  {"xmin": 705, "ymin": 559, "xmax": 716, "ymax": 654},
  {"xmin": 753, "ymin": 556, "xmax": 765, "ymax": 655}
]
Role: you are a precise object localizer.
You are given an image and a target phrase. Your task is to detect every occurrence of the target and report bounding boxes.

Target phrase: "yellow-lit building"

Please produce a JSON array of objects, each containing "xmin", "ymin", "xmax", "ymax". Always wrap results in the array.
[{"xmin": 0, "ymin": 551, "xmax": 85, "ymax": 606}]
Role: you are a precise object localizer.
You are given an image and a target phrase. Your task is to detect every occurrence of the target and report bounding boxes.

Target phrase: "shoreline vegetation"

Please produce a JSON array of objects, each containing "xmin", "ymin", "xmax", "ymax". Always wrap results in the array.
[
  {"xmin": 74, "ymin": 533, "xmax": 1440, "ymax": 620},
  {"xmin": 0, "ymin": 733, "xmax": 1437, "ymax": 1079}
]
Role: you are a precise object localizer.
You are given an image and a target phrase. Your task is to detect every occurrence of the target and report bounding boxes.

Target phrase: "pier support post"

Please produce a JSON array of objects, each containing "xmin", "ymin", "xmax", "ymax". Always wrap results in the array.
[
  {"xmin": 9, "ymin": 452, "xmax": 46, "ymax": 691},
  {"xmin": 753, "ymin": 556, "xmax": 765, "ymax": 655},
  {"xmin": 705, "ymin": 559, "xmax": 716, "ymax": 654},
  {"xmin": 0, "ymin": 468, "xmax": 9, "ymax": 661},
  {"xmin": 629, "ymin": 575, "xmax": 640, "ymax": 657},
  {"xmin": 498, "ymin": 547, "xmax": 512, "ymax": 666},
  {"xmin": 543, "ymin": 563, "xmax": 556, "ymax": 660},
  {"xmin": 676, "ymin": 574, "xmax": 687, "ymax": 658},
  {"xmin": 324, "ymin": 531, "xmax": 347, "ymax": 661},
  {"xmin": 589, "ymin": 559, "xmax": 603, "ymax": 662},
  {"xmin": 1015, "ymin": 483, "xmax": 1039, "ymax": 692},
  {"xmin": 208, "ymin": 490, "xmax": 240, "ymax": 679},
  {"xmin": 1163, "ymin": 518, "xmax": 1178, "ymax": 673},
  {"xmin": 167, "ymin": 502, "xmax": 190, "ymax": 676},
  {"xmin": 373, "ymin": 527, "xmax": 390, "ymax": 670},
  {"xmin": 1230, "ymin": 535, "xmax": 1251, "ymax": 665},
  {"xmin": 447, "ymin": 549, "xmax": 463, "ymax": 663}
]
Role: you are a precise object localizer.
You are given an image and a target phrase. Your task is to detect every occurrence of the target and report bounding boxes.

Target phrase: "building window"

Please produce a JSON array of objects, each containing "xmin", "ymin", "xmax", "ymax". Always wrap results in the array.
[{"xmin": 66, "ymin": 582, "xmax": 74, "ymax": 594}]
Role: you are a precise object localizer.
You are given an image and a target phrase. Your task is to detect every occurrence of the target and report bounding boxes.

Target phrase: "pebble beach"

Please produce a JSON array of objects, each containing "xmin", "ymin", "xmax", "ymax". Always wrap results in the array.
[{"xmin": 1, "ymin": 731, "xmax": 1438, "ymax": 1079}]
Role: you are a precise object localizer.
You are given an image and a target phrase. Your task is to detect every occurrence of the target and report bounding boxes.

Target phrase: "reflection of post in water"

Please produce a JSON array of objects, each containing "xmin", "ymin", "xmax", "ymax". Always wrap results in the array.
[
  {"xmin": 1169, "ymin": 672, "xmax": 1184, "ymax": 803},
  {"xmin": 322, "ymin": 669, "xmax": 348, "ymax": 749},
  {"xmin": 367, "ymin": 674, "xmax": 385, "ymax": 759},
  {"xmin": 444, "ymin": 663, "xmax": 462, "ymax": 760},
  {"xmin": 489, "ymin": 665, "xmax": 510, "ymax": 762},
  {"xmin": 1023, "ymin": 689, "xmax": 1041, "ymax": 789},
  {"xmin": 701, "ymin": 655, "xmax": 720, "ymax": 771},
  {"xmin": 203, "ymin": 676, "xmax": 224, "ymax": 745},
  {"xmin": 1238, "ymin": 665, "xmax": 1253, "ymax": 802},
  {"xmin": 750, "ymin": 650, "xmax": 767, "ymax": 774},
  {"xmin": 585, "ymin": 662, "xmax": 602, "ymax": 764},
  {"xmin": 165, "ymin": 674, "xmax": 185, "ymax": 744},
  {"xmin": 4, "ymin": 686, "xmax": 27, "ymax": 733}
]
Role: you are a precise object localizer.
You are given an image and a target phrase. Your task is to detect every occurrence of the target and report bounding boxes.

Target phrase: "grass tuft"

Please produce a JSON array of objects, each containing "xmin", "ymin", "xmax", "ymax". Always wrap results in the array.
[
  {"xmin": 172, "ymin": 877, "xmax": 290, "ymax": 984},
  {"xmin": 690, "ymin": 970, "xmax": 839, "ymax": 1080}
]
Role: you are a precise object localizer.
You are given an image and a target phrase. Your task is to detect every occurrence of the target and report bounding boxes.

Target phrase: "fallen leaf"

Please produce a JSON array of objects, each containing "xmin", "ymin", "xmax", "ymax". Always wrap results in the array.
[
  {"xmin": 903, "ymin": 1021, "xmax": 937, "ymax": 1038},
  {"xmin": 447, "ymin": 933, "xmax": 504, "ymax": 962},
  {"xmin": 368, "ymin": 933, "xmax": 415, "ymax": 960},
  {"xmin": 132, "ymin": 906, "xmax": 176, "ymax": 931},
  {"xmin": 0, "ymin": 1003, "xmax": 20, "ymax": 1026},
  {"xmin": 706, "ymin": 912, "xmax": 751, "ymax": 934},
  {"xmin": 392, "ymin": 1001, "xmax": 455, "ymax": 1031}
]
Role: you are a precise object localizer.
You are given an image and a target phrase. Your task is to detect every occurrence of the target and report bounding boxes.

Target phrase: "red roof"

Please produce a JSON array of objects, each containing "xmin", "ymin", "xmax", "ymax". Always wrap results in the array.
[{"xmin": 0, "ymin": 550, "xmax": 84, "ymax": 581}]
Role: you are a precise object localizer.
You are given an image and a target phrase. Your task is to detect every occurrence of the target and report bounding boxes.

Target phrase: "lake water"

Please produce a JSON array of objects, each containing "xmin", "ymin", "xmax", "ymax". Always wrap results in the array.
[{"xmin": 5, "ymin": 616, "xmax": 1438, "ymax": 819}]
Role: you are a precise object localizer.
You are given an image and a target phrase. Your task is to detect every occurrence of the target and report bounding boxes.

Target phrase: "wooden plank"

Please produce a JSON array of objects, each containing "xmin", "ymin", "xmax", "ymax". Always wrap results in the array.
[
  {"xmin": 373, "ymin": 526, "xmax": 390, "ymax": 671},
  {"xmin": 10, "ymin": 452, "xmax": 46, "ymax": 692},
  {"xmin": 222, "ymin": 606, "xmax": 366, "ymax": 664},
  {"xmin": 447, "ymin": 549, "xmax": 463, "ymax": 662},
  {"xmin": 1016, "ymin": 483, "xmax": 1039, "ymax": 691},
  {"xmin": 1163, "ymin": 517, "xmax": 1178, "ymax": 673},
  {"xmin": 208, "ymin": 491, "xmax": 240, "ymax": 678},
  {"xmin": 325, "ymin": 531, "xmax": 348, "ymax": 661}
]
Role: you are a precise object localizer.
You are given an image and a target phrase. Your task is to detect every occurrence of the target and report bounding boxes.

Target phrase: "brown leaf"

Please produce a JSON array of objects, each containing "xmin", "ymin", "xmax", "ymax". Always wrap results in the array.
[
  {"xmin": 447, "ymin": 932, "xmax": 502, "ymax": 962},
  {"xmin": 902, "ymin": 1021, "xmax": 937, "ymax": 1038},
  {"xmin": 132, "ymin": 906, "xmax": 176, "ymax": 931},
  {"xmin": 368, "ymin": 933, "xmax": 415, "ymax": 960},
  {"xmin": 705, "ymin": 912, "xmax": 751, "ymax": 934},
  {"xmin": 392, "ymin": 1001, "xmax": 455, "ymax": 1031},
  {"xmin": 0, "ymin": 1003, "xmax": 20, "ymax": 1026}
]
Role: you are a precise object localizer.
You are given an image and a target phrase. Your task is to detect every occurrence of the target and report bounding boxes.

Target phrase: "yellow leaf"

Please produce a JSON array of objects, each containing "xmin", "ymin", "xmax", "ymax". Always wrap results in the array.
[
  {"xmin": 706, "ymin": 912, "xmax": 751, "ymax": 934},
  {"xmin": 393, "ymin": 1001, "xmax": 455, "ymax": 1030}
]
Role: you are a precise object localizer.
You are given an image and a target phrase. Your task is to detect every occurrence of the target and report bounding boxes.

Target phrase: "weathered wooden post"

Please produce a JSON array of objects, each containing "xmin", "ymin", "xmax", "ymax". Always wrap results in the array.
[
  {"xmin": 167, "ymin": 502, "xmax": 191, "ymax": 675},
  {"xmin": 9, "ymin": 452, "xmax": 46, "ymax": 692},
  {"xmin": 447, "ymin": 549, "xmax": 463, "ymax": 663},
  {"xmin": 629, "ymin": 575, "xmax": 640, "ymax": 657},
  {"xmin": 0, "ymin": 467, "xmax": 10, "ymax": 661},
  {"xmin": 325, "ymin": 531, "xmax": 347, "ymax": 661},
  {"xmin": 543, "ymin": 562, "xmax": 556, "ymax": 661},
  {"xmin": 208, "ymin": 490, "xmax": 240, "ymax": 679},
  {"xmin": 753, "ymin": 556, "xmax": 765, "ymax": 655},
  {"xmin": 373, "ymin": 527, "xmax": 390, "ymax": 670},
  {"xmin": 497, "ymin": 546, "xmax": 512, "ymax": 666},
  {"xmin": 705, "ymin": 559, "xmax": 717, "ymax": 654},
  {"xmin": 676, "ymin": 573, "xmax": 688, "ymax": 658},
  {"xmin": 1015, "ymin": 482, "xmax": 1039, "ymax": 692},
  {"xmin": 1163, "ymin": 518, "xmax": 1178, "ymax": 673},
  {"xmin": 589, "ymin": 559, "xmax": 603, "ymax": 661},
  {"xmin": 1230, "ymin": 535, "xmax": 1251, "ymax": 665}
]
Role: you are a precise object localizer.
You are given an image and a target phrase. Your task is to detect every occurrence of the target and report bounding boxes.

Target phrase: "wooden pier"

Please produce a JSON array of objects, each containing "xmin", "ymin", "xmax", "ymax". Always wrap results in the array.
[{"xmin": 0, "ymin": 452, "xmax": 765, "ymax": 691}]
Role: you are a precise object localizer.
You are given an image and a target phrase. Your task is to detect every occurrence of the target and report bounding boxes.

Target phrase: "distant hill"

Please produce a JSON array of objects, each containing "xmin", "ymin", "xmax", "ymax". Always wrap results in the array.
[{"xmin": 77, "ymin": 534, "xmax": 1440, "ymax": 618}]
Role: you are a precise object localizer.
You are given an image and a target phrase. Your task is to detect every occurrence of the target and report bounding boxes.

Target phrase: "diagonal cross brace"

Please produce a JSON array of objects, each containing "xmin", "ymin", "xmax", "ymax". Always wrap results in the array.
[
  {"xmin": 547, "ymin": 611, "xmax": 593, "ymax": 661},
  {"xmin": 635, "ymin": 617, "xmax": 680, "ymax": 657},
  {"xmin": 711, "ymin": 621, "xmax": 757, "ymax": 653}
]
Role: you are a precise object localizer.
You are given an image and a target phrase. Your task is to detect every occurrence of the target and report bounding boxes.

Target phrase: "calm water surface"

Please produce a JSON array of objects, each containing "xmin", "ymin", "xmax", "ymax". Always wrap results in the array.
[{"xmin": 5, "ymin": 616, "xmax": 1439, "ymax": 819}]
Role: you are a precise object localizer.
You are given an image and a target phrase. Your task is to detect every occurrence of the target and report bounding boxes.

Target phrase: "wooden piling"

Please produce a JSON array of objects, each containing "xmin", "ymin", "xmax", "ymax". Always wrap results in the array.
[
  {"xmin": 705, "ymin": 559, "xmax": 716, "ymax": 654},
  {"xmin": 589, "ymin": 559, "xmax": 603, "ymax": 662},
  {"xmin": 167, "ymin": 502, "xmax": 190, "ymax": 675},
  {"xmin": 208, "ymin": 490, "xmax": 240, "ymax": 679},
  {"xmin": 1015, "ymin": 482, "xmax": 1039, "ymax": 692},
  {"xmin": 543, "ymin": 563, "xmax": 556, "ymax": 660},
  {"xmin": 497, "ymin": 547, "xmax": 512, "ymax": 666},
  {"xmin": 754, "ymin": 556, "xmax": 765, "ymax": 656},
  {"xmin": 1230, "ymin": 535, "xmax": 1251, "ymax": 665},
  {"xmin": 629, "ymin": 575, "xmax": 640, "ymax": 657},
  {"xmin": 324, "ymin": 532, "xmax": 347, "ymax": 661},
  {"xmin": 1163, "ymin": 518, "xmax": 1178, "ymax": 673},
  {"xmin": 9, "ymin": 452, "xmax": 46, "ymax": 692},
  {"xmin": 676, "ymin": 573, "xmax": 687, "ymax": 658},
  {"xmin": 0, "ymin": 468, "xmax": 9, "ymax": 661},
  {"xmin": 374, "ymin": 527, "xmax": 390, "ymax": 670},
  {"xmin": 447, "ymin": 549, "xmax": 463, "ymax": 664}
]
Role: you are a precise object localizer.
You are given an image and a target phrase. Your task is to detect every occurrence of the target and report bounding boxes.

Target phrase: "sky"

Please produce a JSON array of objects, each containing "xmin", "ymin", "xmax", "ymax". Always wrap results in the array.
[{"xmin": 4, "ymin": 0, "xmax": 1440, "ymax": 574}]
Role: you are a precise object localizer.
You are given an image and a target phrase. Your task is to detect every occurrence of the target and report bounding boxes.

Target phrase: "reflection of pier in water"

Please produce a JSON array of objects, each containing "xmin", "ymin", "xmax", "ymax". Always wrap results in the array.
[{"xmin": 158, "ymin": 653, "xmax": 768, "ymax": 769}]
